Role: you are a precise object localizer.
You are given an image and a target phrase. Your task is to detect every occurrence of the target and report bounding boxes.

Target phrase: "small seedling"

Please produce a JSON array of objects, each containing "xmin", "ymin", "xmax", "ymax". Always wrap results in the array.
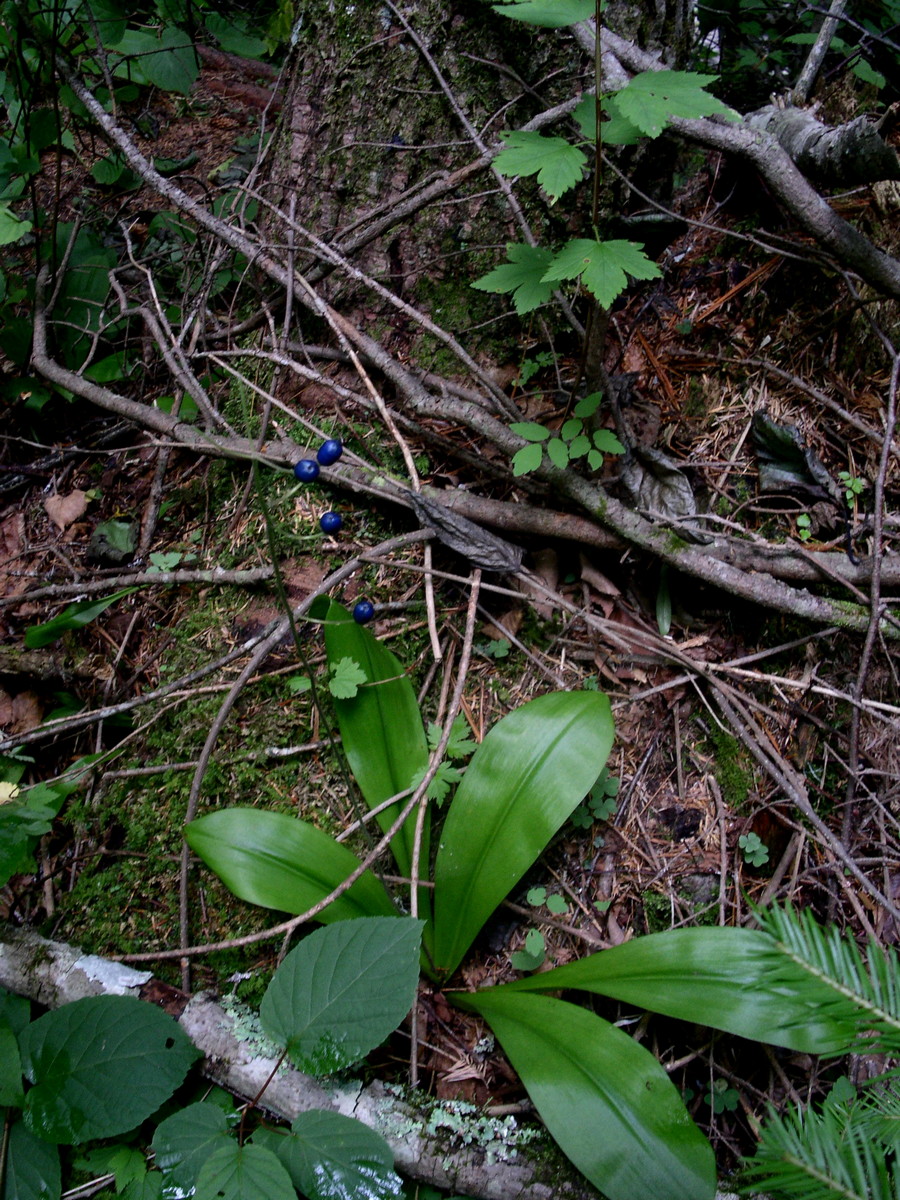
[
  {"xmin": 329, "ymin": 656, "xmax": 366, "ymax": 698},
  {"xmin": 796, "ymin": 512, "xmax": 812, "ymax": 542},
  {"xmin": 838, "ymin": 470, "xmax": 866, "ymax": 508},
  {"xmin": 571, "ymin": 768, "xmax": 620, "ymax": 828},
  {"xmin": 510, "ymin": 926, "xmax": 546, "ymax": 972},
  {"xmin": 705, "ymin": 1079, "xmax": 740, "ymax": 1114},
  {"xmin": 738, "ymin": 831, "xmax": 769, "ymax": 867},
  {"xmin": 477, "ymin": 637, "xmax": 511, "ymax": 660},
  {"xmin": 515, "ymin": 350, "xmax": 554, "ymax": 386},
  {"xmin": 509, "ymin": 394, "xmax": 626, "ymax": 477}
]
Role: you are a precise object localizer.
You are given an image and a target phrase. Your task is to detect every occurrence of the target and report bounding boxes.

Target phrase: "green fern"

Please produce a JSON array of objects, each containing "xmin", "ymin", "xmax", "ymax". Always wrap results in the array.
[
  {"xmin": 741, "ymin": 907, "xmax": 900, "ymax": 1199},
  {"xmin": 755, "ymin": 905, "xmax": 900, "ymax": 1054}
]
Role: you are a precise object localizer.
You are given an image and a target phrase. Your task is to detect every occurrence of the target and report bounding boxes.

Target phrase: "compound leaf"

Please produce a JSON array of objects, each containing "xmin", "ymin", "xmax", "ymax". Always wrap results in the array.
[
  {"xmin": 328, "ymin": 656, "xmax": 367, "ymax": 699},
  {"xmin": 455, "ymin": 990, "xmax": 716, "ymax": 1200},
  {"xmin": 512, "ymin": 443, "xmax": 543, "ymax": 475},
  {"xmin": 509, "ymin": 422, "xmax": 550, "ymax": 442},
  {"xmin": 611, "ymin": 70, "xmax": 736, "ymax": 138},
  {"xmin": 494, "ymin": 131, "xmax": 586, "ymax": 201},
  {"xmin": 260, "ymin": 918, "xmax": 422, "ymax": 1074},
  {"xmin": 20, "ymin": 996, "xmax": 201, "ymax": 1144},
  {"xmin": 472, "ymin": 242, "xmax": 555, "ymax": 315}
]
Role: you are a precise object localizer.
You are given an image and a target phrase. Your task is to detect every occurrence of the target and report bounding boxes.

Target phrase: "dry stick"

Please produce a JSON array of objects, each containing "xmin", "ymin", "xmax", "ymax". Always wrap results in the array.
[
  {"xmin": 177, "ymin": 529, "xmax": 432, "ymax": 988},
  {"xmin": 793, "ymin": 0, "xmax": 848, "ymax": 103},
  {"xmin": 44, "ymin": 70, "xmax": 895, "ymax": 629},
  {"xmin": 841, "ymin": 352, "xmax": 900, "ymax": 852}
]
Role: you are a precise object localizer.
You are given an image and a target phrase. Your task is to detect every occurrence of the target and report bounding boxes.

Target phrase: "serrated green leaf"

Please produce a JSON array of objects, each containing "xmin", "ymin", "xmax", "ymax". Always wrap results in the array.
[
  {"xmin": 493, "ymin": 0, "xmax": 594, "ymax": 26},
  {"xmin": 20, "ymin": 996, "xmax": 201, "ymax": 1143},
  {"xmin": 426, "ymin": 715, "xmax": 476, "ymax": 760},
  {"xmin": 574, "ymin": 391, "xmax": 603, "ymax": 418},
  {"xmin": 472, "ymin": 242, "xmax": 555, "ymax": 314},
  {"xmin": 453, "ymin": 991, "xmax": 716, "ymax": 1200},
  {"xmin": 328, "ymin": 656, "xmax": 367, "ymax": 699},
  {"xmin": 561, "ymin": 418, "xmax": 583, "ymax": 440},
  {"xmin": 509, "ymin": 421, "xmax": 550, "ymax": 442},
  {"xmin": 254, "ymin": 1110, "xmax": 403, "ymax": 1200},
  {"xmin": 546, "ymin": 437, "xmax": 569, "ymax": 469},
  {"xmin": 260, "ymin": 917, "xmax": 423, "ymax": 1074},
  {"xmin": 611, "ymin": 70, "xmax": 736, "ymax": 138},
  {"xmin": 512, "ymin": 443, "xmax": 544, "ymax": 476},
  {"xmin": 410, "ymin": 759, "xmax": 463, "ymax": 804},
  {"xmin": 432, "ymin": 691, "xmax": 614, "ymax": 979},
  {"xmin": 573, "ymin": 94, "xmax": 645, "ymax": 144},
  {"xmin": 593, "ymin": 429, "xmax": 626, "ymax": 454},
  {"xmin": 587, "ymin": 449, "xmax": 604, "ymax": 470},
  {"xmin": 495, "ymin": 131, "xmax": 587, "ymax": 201},
  {"xmin": 195, "ymin": 1143, "xmax": 295, "ymax": 1200},
  {"xmin": 568, "ymin": 434, "xmax": 590, "ymax": 457},
  {"xmin": 3, "ymin": 1119, "xmax": 61, "ymax": 1200},
  {"xmin": 185, "ymin": 808, "xmax": 396, "ymax": 922},
  {"xmin": 542, "ymin": 239, "xmax": 660, "ymax": 308},
  {"xmin": 152, "ymin": 1101, "xmax": 234, "ymax": 1192}
]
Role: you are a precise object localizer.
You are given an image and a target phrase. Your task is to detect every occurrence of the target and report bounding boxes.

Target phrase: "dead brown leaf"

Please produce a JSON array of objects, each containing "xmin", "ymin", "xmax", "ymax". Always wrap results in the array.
[{"xmin": 44, "ymin": 490, "xmax": 89, "ymax": 531}]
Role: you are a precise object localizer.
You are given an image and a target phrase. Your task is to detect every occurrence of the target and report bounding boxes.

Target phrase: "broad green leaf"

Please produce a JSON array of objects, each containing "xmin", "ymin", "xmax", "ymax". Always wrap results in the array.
[
  {"xmin": 498, "ymin": 927, "xmax": 858, "ymax": 1053},
  {"xmin": 455, "ymin": 991, "xmax": 716, "ymax": 1200},
  {"xmin": 24, "ymin": 588, "xmax": 138, "ymax": 648},
  {"xmin": 512, "ymin": 443, "xmax": 543, "ymax": 475},
  {"xmin": 0, "ymin": 205, "xmax": 33, "ymax": 246},
  {"xmin": 322, "ymin": 602, "xmax": 430, "ymax": 901},
  {"xmin": 573, "ymin": 94, "xmax": 645, "ymax": 145},
  {"xmin": 432, "ymin": 691, "xmax": 614, "ymax": 979},
  {"xmin": 493, "ymin": 0, "xmax": 594, "ymax": 26},
  {"xmin": 611, "ymin": 70, "xmax": 736, "ymax": 138},
  {"xmin": 185, "ymin": 808, "xmax": 396, "ymax": 923},
  {"xmin": 195, "ymin": 1143, "xmax": 295, "ymax": 1200},
  {"xmin": 542, "ymin": 239, "xmax": 660, "ymax": 309},
  {"xmin": 472, "ymin": 243, "xmax": 555, "ymax": 315},
  {"xmin": 574, "ymin": 391, "xmax": 602, "ymax": 418},
  {"xmin": 112, "ymin": 26, "xmax": 198, "ymax": 95},
  {"xmin": 0, "ymin": 1017, "xmax": 24, "ymax": 1105},
  {"xmin": 509, "ymin": 422, "xmax": 550, "ymax": 442},
  {"xmin": 494, "ymin": 131, "xmax": 586, "ymax": 202},
  {"xmin": 152, "ymin": 1101, "xmax": 234, "ymax": 1191},
  {"xmin": 254, "ymin": 1110, "xmax": 403, "ymax": 1200},
  {"xmin": 3, "ymin": 1119, "xmax": 61, "ymax": 1200},
  {"xmin": 0, "ymin": 986, "xmax": 31, "ymax": 1039},
  {"xmin": 203, "ymin": 13, "xmax": 268, "ymax": 58},
  {"xmin": 78, "ymin": 1145, "xmax": 146, "ymax": 1192},
  {"xmin": 20, "ymin": 996, "xmax": 201, "ymax": 1143},
  {"xmin": 260, "ymin": 917, "xmax": 422, "ymax": 1074}
]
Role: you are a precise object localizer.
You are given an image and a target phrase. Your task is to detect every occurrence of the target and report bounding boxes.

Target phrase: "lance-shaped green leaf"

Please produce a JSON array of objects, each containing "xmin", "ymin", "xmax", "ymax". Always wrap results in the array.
[
  {"xmin": 542, "ymin": 238, "xmax": 660, "ymax": 309},
  {"xmin": 609, "ymin": 70, "xmax": 737, "ymax": 138},
  {"xmin": 492, "ymin": 0, "xmax": 594, "ymax": 26},
  {"xmin": 454, "ymin": 990, "xmax": 716, "ymax": 1200},
  {"xmin": 472, "ymin": 242, "xmax": 555, "ymax": 315},
  {"xmin": 24, "ymin": 587, "xmax": 138, "ymax": 648},
  {"xmin": 322, "ymin": 602, "xmax": 429, "ymax": 905},
  {"xmin": 260, "ymin": 918, "xmax": 423, "ymax": 1074},
  {"xmin": 185, "ymin": 808, "xmax": 395, "ymax": 922},
  {"xmin": 432, "ymin": 691, "xmax": 613, "ymax": 979},
  {"xmin": 494, "ymin": 131, "xmax": 586, "ymax": 202},
  {"xmin": 496, "ymin": 926, "xmax": 858, "ymax": 1054}
]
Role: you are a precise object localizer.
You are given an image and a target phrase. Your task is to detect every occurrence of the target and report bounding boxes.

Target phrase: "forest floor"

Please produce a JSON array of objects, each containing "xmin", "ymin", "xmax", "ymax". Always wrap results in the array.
[{"xmin": 2, "ymin": 46, "xmax": 900, "ymax": 1189}]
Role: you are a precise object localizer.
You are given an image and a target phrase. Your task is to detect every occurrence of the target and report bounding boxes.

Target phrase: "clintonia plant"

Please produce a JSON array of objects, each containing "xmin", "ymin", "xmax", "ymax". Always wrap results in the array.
[{"xmin": 186, "ymin": 602, "xmax": 899, "ymax": 1200}]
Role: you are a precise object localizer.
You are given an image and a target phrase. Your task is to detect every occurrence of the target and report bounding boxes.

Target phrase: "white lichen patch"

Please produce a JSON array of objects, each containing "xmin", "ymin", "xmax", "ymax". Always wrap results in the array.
[{"xmin": 219, "ymin": 995, "xmax": 284, "ymax": 1061}]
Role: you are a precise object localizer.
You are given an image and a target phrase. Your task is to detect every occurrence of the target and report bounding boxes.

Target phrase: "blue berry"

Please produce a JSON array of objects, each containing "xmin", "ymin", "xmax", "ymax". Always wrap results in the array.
[
  {"xmin": 317, "ymin": 439, "xmax": 343, "ymax": 466},
  {"xmin": 353, "ymin": 600, "xmax": 375, "ymax": 624},
  {"xmin": 320, "ymin": 511, "xmax": 343, "ymax": 533},
  {"xmin": 293, "ymin": 459, "xmax": 320, "ymax": 482}
]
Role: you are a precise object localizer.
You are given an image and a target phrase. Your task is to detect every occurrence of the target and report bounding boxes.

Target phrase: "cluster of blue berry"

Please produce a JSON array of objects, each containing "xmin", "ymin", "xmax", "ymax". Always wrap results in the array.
[{"xmin": 293, "ymin": 438, "xmax": 374, "ymax": 625}]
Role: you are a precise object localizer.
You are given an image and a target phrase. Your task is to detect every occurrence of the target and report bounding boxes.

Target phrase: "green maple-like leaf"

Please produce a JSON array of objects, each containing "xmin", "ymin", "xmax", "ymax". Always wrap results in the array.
[
  {"xmin": 494, "ymin": 131, "xmax": 587, "ymax": 202},
  {"xmin": 426, "ymin": 716, "xmax": 477, "ymax": 760},
  {"xmin": 542, "ymin": 239, "xmax": 660, "ymax": 308},
  {"xmin": 492, "ymin": 0, "xmax": 594, "ymax": 27},
  {"xmin": 328, "ymin": 656, "xmax": 367, "ymax": 699},
  {"xmin": 572, "ymin": 94, "xmax": 644, "ymax": 146},
  {"xmin": 472, "ymin": 243, "xmax": 555, "ymax": 314},
  {"xmin": 610, "ymin": 70, "xmax": 737, "ymax": 138}
]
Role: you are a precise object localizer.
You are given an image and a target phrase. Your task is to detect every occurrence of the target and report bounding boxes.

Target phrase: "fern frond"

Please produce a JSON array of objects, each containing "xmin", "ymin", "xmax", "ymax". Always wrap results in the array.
[
  {"xmin": 741, "ymin": 1100, "xmax": 899, "ymax": 1200},
  {"xmin": 755, "ymin": 904, "xmax": 900, "ymax": 1055},
  {"xmin": 858, "ymin": 1076, "xmax": 900, "ymax": 1153}
]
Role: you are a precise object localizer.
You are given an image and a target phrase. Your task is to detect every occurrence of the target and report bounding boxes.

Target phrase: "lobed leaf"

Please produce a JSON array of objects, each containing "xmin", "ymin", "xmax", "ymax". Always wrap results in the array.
[
  {"xmin": 472, "ymin": 242, "xmax": 555, "ymax": 314},
  {"xmin": 494, "ymin": 131, "xmax": 586, "ymax": 201},
  {"xmin": 455, "ymin": 990, "xmax": 716, "ymax": 1200},
  {"xmin": 542, "ymin": 238, "xmax": 660, "ymax": 309},
  {"xmin": 610, "ymin": 70, "xmax": 736, "ymax": 138}
]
